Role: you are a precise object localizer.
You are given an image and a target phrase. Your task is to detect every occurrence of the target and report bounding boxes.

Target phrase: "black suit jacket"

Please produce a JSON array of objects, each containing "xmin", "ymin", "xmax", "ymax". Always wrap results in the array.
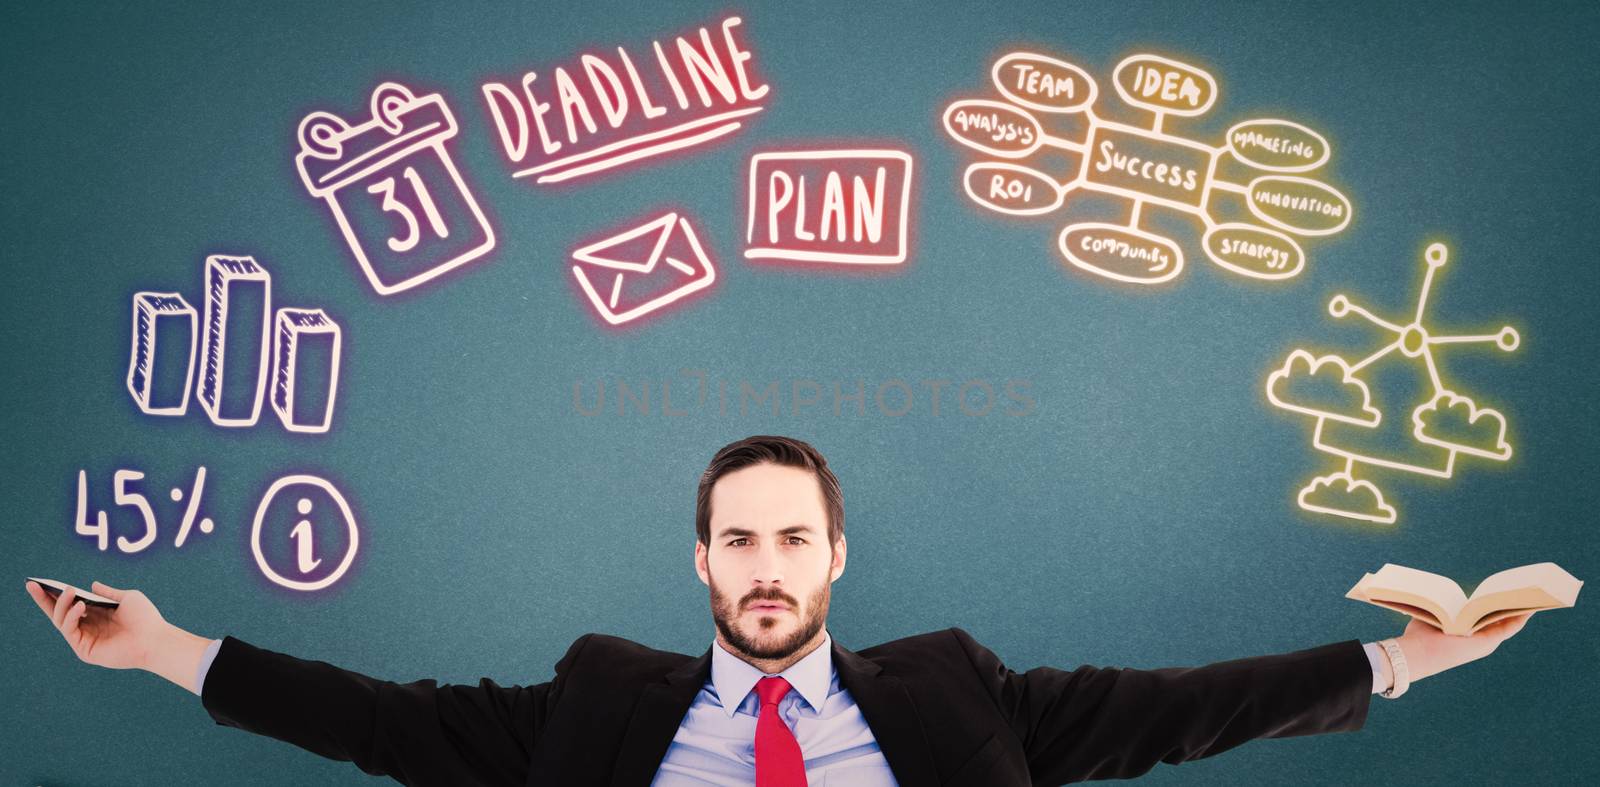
[{"xmin": 200, "ymin": 629, "xmax": 1372, "ymax": 785}]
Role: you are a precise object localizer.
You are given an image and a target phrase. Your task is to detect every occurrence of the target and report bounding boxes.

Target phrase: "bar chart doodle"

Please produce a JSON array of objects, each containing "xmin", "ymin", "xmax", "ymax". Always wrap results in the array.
[
  {"xmin": 126, "ymin": 293, "xmax": 197, "ymax": 416},
  {"xmin": 297, "ymin": 82, "xmax": 496, "ymax": 295},
  {"xmin": 124, "ymin": 254, "xmax": 343, "ymax": 434},
  {"xmin": 1264, "ymin": 242, "xmax": 1520, "ymax": 524},
  {"xmin": 941, "ymin": 51, "xmax": 1352, "ymax": 285},
  {"xmin": 270, "ymin": 309, "xmax": 343, "ymax": 434},
  {"xmin": 198, "ymin": 255, "xmax": 272, "ymax": 427}
]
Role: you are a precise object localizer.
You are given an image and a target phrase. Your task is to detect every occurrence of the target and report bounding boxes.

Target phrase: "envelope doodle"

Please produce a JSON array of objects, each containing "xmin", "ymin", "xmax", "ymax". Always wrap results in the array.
[
  {"xmin": 569, "ymin": 212, "xmax": 717, "ymax": 325},
  {"xmin": 297, "ymin": 82, "xmax": 496, "ymax": 296},
  {"xmin": 942, "ymin": 52, "xmax": 1352, "ymax": 285}
]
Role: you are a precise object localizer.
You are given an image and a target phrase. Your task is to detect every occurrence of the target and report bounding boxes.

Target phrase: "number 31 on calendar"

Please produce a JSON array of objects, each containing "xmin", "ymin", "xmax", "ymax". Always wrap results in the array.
[{"xmin": 296, "ymin": 82, "xmax": 497, "ymax": 296}]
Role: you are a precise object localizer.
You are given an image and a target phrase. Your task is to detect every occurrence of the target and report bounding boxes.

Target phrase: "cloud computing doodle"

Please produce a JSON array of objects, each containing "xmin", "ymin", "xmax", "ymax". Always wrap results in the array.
[
  {"xmin": 1265, "ymin": 242, "xmax": 1520, "ymax": 524},
  {"xmin": 569, "ymin": 211, "xmax": 717, "ymax": 326},
  {"xmin": 125, "ymin": 254, "xmax": 342, "ymax": 434},
  {"xmin": 744, "ymin": 148, "xmax": 915, "ymax": 266},
  {"xmin": 297, "ymin": 82, "xmax": 496, "ymax": 296},
  {"xmin": 942, "ymin": 51, "xmax": 1352, "ymax": 285},
  {"xmin": 482, "ymin": 15, "xmax": 769, "ymax": 184}
]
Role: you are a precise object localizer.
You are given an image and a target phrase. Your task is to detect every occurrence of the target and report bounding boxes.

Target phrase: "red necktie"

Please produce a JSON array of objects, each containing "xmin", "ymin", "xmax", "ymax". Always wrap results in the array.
[{"xmin": 754, "ymin": 676, "xmax": 807, "ymax": 786}]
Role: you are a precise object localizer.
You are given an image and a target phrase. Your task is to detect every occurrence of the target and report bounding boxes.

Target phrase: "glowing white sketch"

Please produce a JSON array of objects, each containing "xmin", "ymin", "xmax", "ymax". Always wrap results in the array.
[
  {"xmin": 1265, "ymin": 242, "xmax": 1520, "ymax": 524},
  {"xmin": 198, "ymin": 255, "xmax": 272, "ymax": 428},
  {"xmin": 1413, "ymin": 390, "xmax": 1511, "ymax": 461},
  {"xmin": 1298, "ymin": 472, "xmax": 1398, "ymax": 525},
  {"xmin": 126, "ymin": 254, "xmax": 342, "ymax": 435},
  {"xmin": 73, "ymin": 466, "xmax": 214, "ymax": 552},
  {"xmin": 251, "ymin": 474, "xmax": 359, "ymax": 592},
  {"xmin": 1266, "ymin": 350, "xmax": 1381, "ymax": 427},
  {"xmin": 744, "ymin": 149, "xmax": 915, "ymax": 266},
  {"xmin": 297, "ymin": 82, "xmax": 496, "ymax": 295},
  {"xmin": 570, "ymin": 211, "xmax": 716, "ymax": 325},
  {"xmin": 942, "ymin": 51, "xmax": 1352, "ymax": 285},
  {"xmin": 481, "ymin": 16, "xmax": 769, "ymax": 184},
  {"xmin": 270, "ymin": 309, "xmax": 342, "ymax": 434},
  {"xmin": 126, "ymin": 292, "xmax": 196, "ymax": 416}
]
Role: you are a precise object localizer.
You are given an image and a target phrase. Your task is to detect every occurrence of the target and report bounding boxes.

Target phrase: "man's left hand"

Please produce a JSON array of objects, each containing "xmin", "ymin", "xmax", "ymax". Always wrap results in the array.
[{"xmin": 1392, "ymin": 612, "xmax": 1533, "ymax": 684}]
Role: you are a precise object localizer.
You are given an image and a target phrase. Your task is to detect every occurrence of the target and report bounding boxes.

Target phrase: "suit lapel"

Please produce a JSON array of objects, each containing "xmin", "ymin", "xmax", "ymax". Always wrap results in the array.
[
  {"xmin": 606, "ymin": 641, "xmax": 942, "ymax": 786},
  {"xmin": 833, "ymin": 641, "xmax": 940, "ymax": 785},
  {"xmin": 608, "ymin": 649, "xmax": 710, "ymax": 787}
]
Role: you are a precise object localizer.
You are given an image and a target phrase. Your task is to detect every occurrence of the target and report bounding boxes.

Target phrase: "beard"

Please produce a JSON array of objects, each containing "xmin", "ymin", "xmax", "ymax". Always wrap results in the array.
[{"xmin": 710, "ymin": 577, "xmax": 830, "ymax": 661}]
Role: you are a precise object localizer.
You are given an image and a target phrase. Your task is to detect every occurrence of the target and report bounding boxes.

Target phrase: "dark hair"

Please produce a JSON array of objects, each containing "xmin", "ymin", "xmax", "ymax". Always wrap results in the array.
[{"xmin": 696, "ymin": 435, "xmax": 844, "ymax": 546}]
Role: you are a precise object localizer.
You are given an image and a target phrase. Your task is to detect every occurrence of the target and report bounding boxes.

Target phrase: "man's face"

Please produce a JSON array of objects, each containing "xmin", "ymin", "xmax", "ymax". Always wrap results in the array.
[{"xmin": 695, "ymin": 462, "xmax": 846, "ymax": 661}]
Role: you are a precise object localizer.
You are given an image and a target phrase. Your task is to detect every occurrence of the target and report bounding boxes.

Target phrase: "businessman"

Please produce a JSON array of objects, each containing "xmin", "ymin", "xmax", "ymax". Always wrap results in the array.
[{"xmin": 29, "ymin": 435, "xmax": 1531, "ymax": 786}]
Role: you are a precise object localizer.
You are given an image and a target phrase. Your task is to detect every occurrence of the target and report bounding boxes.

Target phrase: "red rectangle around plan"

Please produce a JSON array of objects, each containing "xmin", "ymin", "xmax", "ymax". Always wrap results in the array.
[
  {"xmin": 481, "ymin": 16, "xmax": 768, "ymax": 185},
  {"xmin": 745, "ymin": 150, "xmax": 915, "ymax": 265}
]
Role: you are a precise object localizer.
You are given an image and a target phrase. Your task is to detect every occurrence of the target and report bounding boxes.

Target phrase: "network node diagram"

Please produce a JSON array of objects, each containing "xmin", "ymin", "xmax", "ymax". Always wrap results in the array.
[{"xmin": 1265, "ymin": 242, "xmax": 1520, "ymax": 524}]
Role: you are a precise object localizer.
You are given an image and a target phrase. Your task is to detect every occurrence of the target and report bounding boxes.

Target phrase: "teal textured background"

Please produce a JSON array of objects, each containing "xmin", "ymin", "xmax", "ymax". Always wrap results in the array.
[{"xmin": 4, "ymin": 1, "xmax": 1596, "ymax": 784}]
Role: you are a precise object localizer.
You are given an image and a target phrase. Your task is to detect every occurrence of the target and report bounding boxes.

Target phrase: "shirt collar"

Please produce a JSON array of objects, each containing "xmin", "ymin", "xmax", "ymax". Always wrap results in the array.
[{"xmin": 710, "ymin": 630, "xmax": 833, "ymax": 718}]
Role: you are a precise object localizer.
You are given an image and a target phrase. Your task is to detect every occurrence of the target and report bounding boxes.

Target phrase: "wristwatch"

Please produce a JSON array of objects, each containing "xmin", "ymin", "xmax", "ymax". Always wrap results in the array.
[{"xmin": 1377, "ymin": 638, "xmax": 1410, "ymax": 699}]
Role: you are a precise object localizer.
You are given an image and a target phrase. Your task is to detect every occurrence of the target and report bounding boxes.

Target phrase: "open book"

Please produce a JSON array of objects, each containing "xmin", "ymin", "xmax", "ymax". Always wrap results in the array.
[{"xmin": 1346, "ymin": 563, "xmax": 1582, "ymax": 636}]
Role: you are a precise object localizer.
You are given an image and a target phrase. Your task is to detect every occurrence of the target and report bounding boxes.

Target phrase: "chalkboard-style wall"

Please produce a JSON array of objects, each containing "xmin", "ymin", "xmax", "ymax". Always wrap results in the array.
[{"xmin": 4, "ymin": 1, "xmax": 1596, "ymax": 784}]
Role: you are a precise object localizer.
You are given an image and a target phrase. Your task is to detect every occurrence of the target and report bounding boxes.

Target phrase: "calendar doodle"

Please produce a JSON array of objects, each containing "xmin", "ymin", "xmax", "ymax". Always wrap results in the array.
[
  {"xmin": 297, "ymin": 82, "xmax": 497, "ymax": 296},
  {"xmin": 1264, "ymin": 242, "xmax": 1520, "ymax": 525},
  {"xmin": 941, "ymin": 51, "xmax": 1352, "ymax": 285}
]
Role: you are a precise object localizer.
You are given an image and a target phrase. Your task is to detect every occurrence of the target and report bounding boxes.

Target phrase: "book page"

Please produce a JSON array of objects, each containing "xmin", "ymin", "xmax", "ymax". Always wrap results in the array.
[
  {"xmin": 1461, "ymin": 587, "xmax": 1571, "ymax": 632},
  {"xmin": 1471, "ymin": 562, "xmax": 1583, "ymax": 602},
  {"xmin": 1359, "ymin": 597, "xmax": 1446, "ymax": 630},
  {"xmin": 1467, "ymin": 606, "xmax": 1548, "ymax": 635},
  {"xmin": 1367, "ymin": 564, "xmax": 1470, "ymax": 617}
]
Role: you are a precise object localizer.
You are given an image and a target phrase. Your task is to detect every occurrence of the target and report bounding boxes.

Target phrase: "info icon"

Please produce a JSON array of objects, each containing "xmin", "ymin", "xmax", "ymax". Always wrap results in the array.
[{"xmin": 250, "ymin": 474, "xmax": 359, "ymax": 592}]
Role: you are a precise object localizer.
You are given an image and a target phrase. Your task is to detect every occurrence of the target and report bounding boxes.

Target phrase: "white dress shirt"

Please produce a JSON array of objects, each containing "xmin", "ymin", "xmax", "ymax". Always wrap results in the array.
[{"xmin": 651, "ymin": 630, "xmax": 897, "ymax": 785}]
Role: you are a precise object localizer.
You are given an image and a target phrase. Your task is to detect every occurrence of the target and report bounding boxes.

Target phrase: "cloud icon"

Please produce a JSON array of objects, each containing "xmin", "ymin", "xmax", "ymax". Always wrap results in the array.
[
  {"xmin": 1297, "ymin": 472, "xmax": 1397, "ymax": 524},
  {"xmin": 1413, "ymin": 391, "xmax": 1512, "ymax": 461},
  {"xmin": 1266, "ymin": 350, "xmax": 1381, "ymax": 426}
]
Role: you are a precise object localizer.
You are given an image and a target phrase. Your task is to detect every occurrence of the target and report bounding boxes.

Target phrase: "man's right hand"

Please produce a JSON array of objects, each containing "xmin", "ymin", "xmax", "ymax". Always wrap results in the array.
[
  {"xmin": 26, "ymin": 580, "xmax": 161, "ymax": 670},
  {"xmin": 25, "ymin": 580, "xmax": 214, "ymax": 694}
]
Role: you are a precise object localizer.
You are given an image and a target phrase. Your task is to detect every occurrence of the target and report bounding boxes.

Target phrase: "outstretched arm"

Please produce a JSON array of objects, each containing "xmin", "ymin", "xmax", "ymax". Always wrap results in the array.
[
  {"xmin": 26, "ymin": 580, "xmax": 576, "ymax": 787},
  {"xmin": 954, "ymin": 613, "xmax": 1531, "ymax": 784},
  {"xmin": 198, "ymin": 635, "xmax": 564, "ymax": 785}
]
